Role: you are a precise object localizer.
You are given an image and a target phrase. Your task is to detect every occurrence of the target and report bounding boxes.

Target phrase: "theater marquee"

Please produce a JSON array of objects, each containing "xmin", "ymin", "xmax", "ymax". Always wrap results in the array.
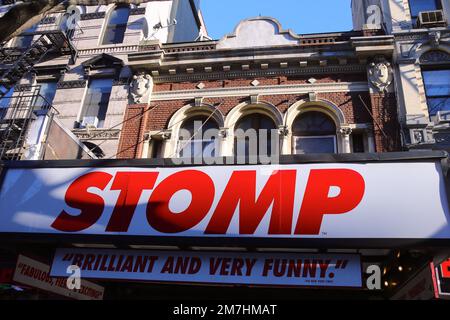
[{"xmin": 0, "ymin": 157, "xmax": 449, "ymax": 243}]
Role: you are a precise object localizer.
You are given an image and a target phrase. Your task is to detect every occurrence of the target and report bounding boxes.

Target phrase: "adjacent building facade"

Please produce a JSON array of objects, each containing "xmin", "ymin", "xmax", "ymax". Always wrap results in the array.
[{"xmin": 354, "ymin": 0, "xmax": 450, "ymax": 151}]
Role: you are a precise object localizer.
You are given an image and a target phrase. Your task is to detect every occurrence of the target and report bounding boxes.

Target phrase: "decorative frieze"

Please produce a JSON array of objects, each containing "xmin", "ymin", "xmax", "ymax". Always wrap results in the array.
[
  {"xmin": 113, "ymin": 78, "xmax": 130, "ymax": 86},
  {"xmin": 57, "ymin": 80, "xmax": 87, "ymax": 89},
  {"xmin": 130, "ymin": 7, "xmax": 146, "ymax": 15},
  {"xmin": 40, "ymin": 16, "xmax": 56, "ymax": 25},
  {"xmin": 153, "ymin": 65, "xmax": 366, "ymax": 83},
  {"xmin": 80, "ymin": 12, "xmax": 106, "ymax": 21},
  {"xmin": 72, "ymin": 129, "xmax": 121, "ymax": 140}
]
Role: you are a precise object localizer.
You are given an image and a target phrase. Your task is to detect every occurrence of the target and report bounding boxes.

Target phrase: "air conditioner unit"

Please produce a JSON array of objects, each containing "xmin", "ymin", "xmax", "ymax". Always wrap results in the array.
[
  {"xmin": 417, "ymin": 10, "xmax": 447, "ymax": 28},
  {"xmin": 81, "ymin": 116, "xmax": 99, "ymax": 129}
]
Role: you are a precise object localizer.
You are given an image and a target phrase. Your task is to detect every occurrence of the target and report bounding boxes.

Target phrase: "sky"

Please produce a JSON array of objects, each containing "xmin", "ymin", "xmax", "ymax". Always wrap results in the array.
[{"xmin": 201, "ymin": 0, "xmax": 353, "ymax": 39}]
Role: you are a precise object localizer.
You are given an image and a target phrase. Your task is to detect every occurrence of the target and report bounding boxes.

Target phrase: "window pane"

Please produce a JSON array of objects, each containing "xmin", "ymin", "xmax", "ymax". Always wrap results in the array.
[
  {"xmin": 427, "ymin": 98, "xmax": 450, "ymax": 116},
  {"xmin": 0, "ymin": 87, "xmax": 13, "ymax": 109},
  {"xmin": 35, "ymin": 82, "xmax": 57, "ymax": 107},
  {"xmin": 109, "ymin": 7, "xmax": 130, "ymax": 25},
  {"xmin": 234, "ymin": 113, "xmax": 277, "ymax": 157},
  {"xmin": 179, "ymin": 140, "xmax": 216, "ymax": 158},
  {"xmin": 82, "ymin": 79, "xmax": 112, "ymax": 128},
  {"xmin": 103, "ymin": 25, "xmax": 127, "ymax": 45},
  {"xmin": 294, "ymin": 136, "xmax": 336, "ymax": 154},
  {"xmin": 423, "ymin": 70, "xmax": 450, "ymax": 97},
  {"xmin": 409, "ymin": 0, "xmax": 440, "ymax": 18},
  {"xmin": 293, "ymin": 111, "xmax": 336, "ymax": 136}
]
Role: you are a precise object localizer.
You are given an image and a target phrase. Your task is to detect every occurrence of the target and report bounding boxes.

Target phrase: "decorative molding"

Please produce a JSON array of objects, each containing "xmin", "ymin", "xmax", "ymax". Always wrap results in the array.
[
  {"xmin": 40, "ymin": 16, "xmax": 56, "ymax": 25},
  {"xmin": 130, "ymin": 7, "xmax": 146, "ymax": 15},
  {"xmin": 153, "ymin": 65, "xmax": 366, "ymax": 83},
  {"xmin": 72, "ymin": 129, "xmax": 121, "ymax": 140},
  {"xmin": 113, "ymin": 78, "xmax": 130, "ymax": 86},
  {"xmin": 130, "ymin": 73, "xmax": 153, "ymax": 103},
  {"xmin": 77, "ymin": 45, "xmax": 140, "ymax": 57},
  {"xmin": 368, "ymin": 57, "xmax": 393, "ymax": 92},
  {"xmin": 80, "ymin": 12, "xmax": 106, "ymax": 21},
  {"xmin": 420, "ymin": 50, "xmax": 450, "ymax": 64},
  {"xmin": 151, "ymin": 82, "xmax": 369, "ymax": 101},
  {"xmin": 340, "ymin": 127, "xmax": 353, "ymax": 135},
  {"xmin": 57, "ymin": 80, "xmax": 87, "ymax": 89}
]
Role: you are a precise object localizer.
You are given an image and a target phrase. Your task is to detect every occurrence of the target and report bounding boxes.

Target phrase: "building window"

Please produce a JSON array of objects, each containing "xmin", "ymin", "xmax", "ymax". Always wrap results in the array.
[
  {"xmin": 0, "ymin": 87, "xmax": 13, "ymax": 119},
  {"xmin": 81, "ymin": 78, "xmax": 113, "ymax": 128},
  {"xmin": 409, "ymin": 0, "xmax": 442, "ymax": 21},
  {"xmin": 178, "ymin": 115, "xmax": 219, "ymax": 158},
  {"xmin": 102, "ymin": 6, "xmax": 130, "ymax": 45},
  {"xmin": 35, "ymin": 81, "xmax": 57, "ymax": 108},
  {"xmin": 351, "ymin": 132, "xmax": 366, "ymax": 153},
  {"xmin": 422, "ymin": 68, "xmax": 450, "ymax": 117},
  {"xmin": 234, "ymin": 113, "xmax": 277, "ymax": 157},
  {"xmin": 292, "ymin": 111, "xmax": 337, "ymax": 154}
]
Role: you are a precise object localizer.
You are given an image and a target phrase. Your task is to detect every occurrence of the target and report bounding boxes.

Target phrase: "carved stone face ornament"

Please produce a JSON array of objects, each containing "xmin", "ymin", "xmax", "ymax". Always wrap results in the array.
[
  {"xmin": 130, "ymin": 74, "xmax": 152, "ymax": 103},
  {"xmin": 368, "ymin": 60, "xmax": 393, "ymax": 92}
]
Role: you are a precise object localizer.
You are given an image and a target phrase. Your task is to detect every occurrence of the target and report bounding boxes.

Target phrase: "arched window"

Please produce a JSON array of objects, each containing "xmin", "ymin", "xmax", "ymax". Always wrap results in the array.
[
  {"xmin": 102, "ymin": 6, "xmax": 130, "ymax": 45},
  {"xmin": 234, "ymin": 113, "xmax": 277, "ymax": 157},
  {"xmin": 292, "ymin": 111, "xmax": 337, "ymax": 154},
  {"xmin": 178, "ymin": 115, "xmax": 219, "ymax": 158}
]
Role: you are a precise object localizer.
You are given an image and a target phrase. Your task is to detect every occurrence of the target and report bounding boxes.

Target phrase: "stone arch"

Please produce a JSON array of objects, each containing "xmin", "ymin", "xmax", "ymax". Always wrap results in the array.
[
  {"xmin": 221, "ymin": 100, "xmax": 283, "ymax": 156},
  {"xmin": 163, "ymin": 103, "xmax": 225, "ymax": 158},
  {"xmin": 283, "ymin": 99, "xmax": 349, "ymax": 154}
]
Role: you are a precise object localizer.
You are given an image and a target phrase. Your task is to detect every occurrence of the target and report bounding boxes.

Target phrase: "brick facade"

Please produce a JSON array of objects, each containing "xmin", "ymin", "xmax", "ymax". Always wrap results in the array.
[{"xmin": 118, "ymin": 77, "xmax": 402, "ymax": 159}]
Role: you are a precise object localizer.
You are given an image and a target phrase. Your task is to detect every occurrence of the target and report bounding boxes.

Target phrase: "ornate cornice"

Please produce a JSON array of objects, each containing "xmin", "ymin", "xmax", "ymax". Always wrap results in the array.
[{"xmin": 153, "ymin": 65, "xmax": 366, "ymax": 83}]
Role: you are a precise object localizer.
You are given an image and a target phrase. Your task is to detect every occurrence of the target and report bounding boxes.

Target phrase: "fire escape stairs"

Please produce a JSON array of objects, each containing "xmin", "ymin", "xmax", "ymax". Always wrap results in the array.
[{"xmin": 0, "ymin": 30, "xmax": 77, "ymax": 99}]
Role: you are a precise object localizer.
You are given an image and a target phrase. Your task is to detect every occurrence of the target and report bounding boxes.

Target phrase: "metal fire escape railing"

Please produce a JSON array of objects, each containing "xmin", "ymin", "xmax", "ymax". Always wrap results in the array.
[
  {"xmin": 0, "ymin": 11, "xmax": 81, "ymax": 160},
  {"xmin": 0, "ymin": 12, "xmax": 79, "ymax": 99},
  {"xmin": 0, "ymin": 85, "xmax": 59, "ymax": 160}
]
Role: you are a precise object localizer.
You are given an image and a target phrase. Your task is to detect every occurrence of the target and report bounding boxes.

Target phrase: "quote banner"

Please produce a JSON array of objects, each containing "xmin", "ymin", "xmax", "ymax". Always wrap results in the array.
[{"xmin": 50, "ymin": 248, "xmax": 362, "ymax": 288}]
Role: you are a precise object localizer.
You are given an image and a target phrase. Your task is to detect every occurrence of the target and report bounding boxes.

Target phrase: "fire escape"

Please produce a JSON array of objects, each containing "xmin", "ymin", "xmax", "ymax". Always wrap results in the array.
[{"xmin": 0, "ymin": 13, "xmax": 79, "ymax": 160}]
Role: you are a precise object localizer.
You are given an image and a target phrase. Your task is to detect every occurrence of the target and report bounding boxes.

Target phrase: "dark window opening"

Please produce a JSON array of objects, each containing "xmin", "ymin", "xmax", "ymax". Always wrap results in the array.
[
  {"xmin": 352, "ymin": 133, "xmax": 365, "ymax": 153},
  {"xmin": 81, "ymin": 78, "xmax": 113, "ymax": 128},
  {"xmin": 102, "ymin": 6, "xmax": 130, "ymax": 45},
  {"xmin": 234, "ymin": 113, "xmax": 277, "ymax": 157},
  {"xmin": 178, "ymin": 115, "xmax": 219, "ymax": 158}
]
